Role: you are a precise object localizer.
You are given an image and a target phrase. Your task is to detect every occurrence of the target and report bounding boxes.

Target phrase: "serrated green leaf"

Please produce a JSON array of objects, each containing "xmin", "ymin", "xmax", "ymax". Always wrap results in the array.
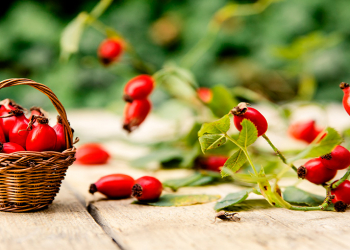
[
  {"xmin": 199, "ymin": 134, "xmax": 226, "ymax": 153},
  {"xmin": 237, "ymin": 119, "xmax": 258, "ymax": 148},
  {"xmin": 208, "ymin": 85, "xmax": 237, "ymax": 117},
  {"xmin": 214, "ymin": 189, "xmax": 253, "ymax": 211},
  {"xmin": 133, "ymin": 194, "xmax": 220, "ymax": 207},
  {"xmin": 287, "ymin": 127, "xmax": 342, "ymax": 163},
  {"xmin": 221, "ymin": 150, "xmax": 246, "ymax": 177},
  {"xmin": 283, "ymin": 186, "xmax": 325, "ymax": 206},
  {"xmin": 198, "ymin": 115, "xmax": 230, "ymax": 137}
]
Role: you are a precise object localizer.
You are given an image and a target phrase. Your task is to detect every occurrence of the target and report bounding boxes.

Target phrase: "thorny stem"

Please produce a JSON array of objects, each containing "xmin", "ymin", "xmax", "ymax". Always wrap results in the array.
[
  {"xmin": 224, "ymin": 134, "xmax": 258, "ymax": 175},
  {"xmin": 262, "ymin": 134, "xmax": 298, "ymax": 173}
]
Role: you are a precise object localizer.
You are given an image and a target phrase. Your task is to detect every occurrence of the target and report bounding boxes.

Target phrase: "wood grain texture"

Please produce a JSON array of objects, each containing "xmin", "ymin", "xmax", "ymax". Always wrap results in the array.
[
  {"xmin": 66, "ymin": 164, "xmax": 350, "ymax": 250},
  {"xmin": 0, "ymin": 183, "xmax": 119, "ymax": 250}
]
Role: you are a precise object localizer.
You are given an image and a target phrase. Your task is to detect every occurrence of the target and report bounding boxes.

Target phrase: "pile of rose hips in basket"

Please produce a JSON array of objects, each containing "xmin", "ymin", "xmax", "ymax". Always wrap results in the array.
[
  {"xmin": 0, "ymin": 99, "xmax": 67, "ymax": 153},
  {"xmin": 90, "ymin": 174, "xmax": 163, "ymax": 201}
]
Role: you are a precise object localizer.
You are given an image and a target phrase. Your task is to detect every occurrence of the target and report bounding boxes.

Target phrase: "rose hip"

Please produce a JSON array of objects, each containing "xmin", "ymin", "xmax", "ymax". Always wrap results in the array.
[
  {"xmin": 132, "ymin": 176, "xmax": 163, "ymax": 201},
  {"xmin": 340, "ymin": 82, "xmax": 350, "ymax": 116},
  {"xmin": 197, "ymin": 87, "xmax": 212, "ymax": 103},
  {"xmin": 76, "ymin": 143, "xmax": 110, "ymax": 165},
  {"xmin": 231, "ymin": 102, "xmax": 268, "ymax": 137},
  {"xmin": 98, "ymin": 38, "xmax": 124, "ymax": 66},
  {"xmin": 123, "ymin": 99, "xmax": 151, "ymax": 133},
  {"xmin": 53, "ymin": 115, "xmax": 67, "ymax": 152},
  {"xmin": 288, "ymin": 120, "xmax": 323, "ymax": 143},
  {"xmin": 196, "ymin": 155, "xmax": 227, "ymax": 172},
  {"xmin": 331, "ymin": 180, "xmax": 350, "ymax": 205},
  {"xmin": 26, "ymin": 117, "xmax": 57, "ymax": 151},
  {"xmin": 0, "ymin": 142, "xmax": 25, "ymax": 153},
  {"xmin": 0, "ymin": 109, "xmax": 28, "ymax": 139},
  {"xmin": 321, "ymin": 145, "xmax": 350, "ymax": 170},
  {"xmin": 123, "ymin": 75, "xmax": 154, "ymax": 102},
  {"xmin": 297, "ymin": 158, "xmax": 337, "ymax": 185},
  {"xmin": 89, "ymin": 174, "xmax": 135, "ymax": 199}
]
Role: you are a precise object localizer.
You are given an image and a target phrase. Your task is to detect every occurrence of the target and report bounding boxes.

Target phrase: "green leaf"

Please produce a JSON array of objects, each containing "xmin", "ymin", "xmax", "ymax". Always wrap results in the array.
[
  {"xmin": 163, "ymin": 172, "xmax": 227, "ymax": 191},
  {"xmin": 237, "ymin": 119, "xmax": 258, "ymax": 148},
  {"xmin": 221, "ymin": 150, "xmax": 246, "ymax": 177},
  {"xmin": 287, "ymin": 127, "xmax": 342, "ymax": 163},
  {"xmin": 283, "ymin": 186, "xmax": 325, "ymax": 206},
  {"xmin": 220, "ymin": 120, "xmax": 258, "ymax": 177},
  {"xmin": 131, "ymin": 148, "xmax": 184, "ymax": 169},
  {"xmin": 133, "ymin": 194, "xmax": 220, "ymax": 207},
  {"xmin": 199, "ymin": 134, "xmax": 226, "ymax": 153},
  {"xmin": 208, "ymin": 85, "xmax": 237, "ymax": 117},
  {"xmin": 214, "ymin": 189, "xmax": 253, "ymax": 211},
  {"xmin": 60, "ymin": 12, "xmax": 88, "ymax": 61},
  {"xmin": 233, "ymin": 173, "xmax": 274, "ymax": 183},
  {"xmin": 198, "ymin": 115, "xmax": 230, "ymax": 137}
]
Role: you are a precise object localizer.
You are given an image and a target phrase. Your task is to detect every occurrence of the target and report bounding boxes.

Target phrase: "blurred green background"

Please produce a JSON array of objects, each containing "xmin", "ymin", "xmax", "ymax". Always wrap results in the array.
[{"xmin": 0, "ymin": 0, "xmax": 349, "ymax": 110}]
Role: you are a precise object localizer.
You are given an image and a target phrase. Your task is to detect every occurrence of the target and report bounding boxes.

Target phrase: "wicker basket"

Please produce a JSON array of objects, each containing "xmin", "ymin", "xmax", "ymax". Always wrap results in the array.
[{"xmin": 0, "ymin": 78, "xmax": 76, "ymax": 212}]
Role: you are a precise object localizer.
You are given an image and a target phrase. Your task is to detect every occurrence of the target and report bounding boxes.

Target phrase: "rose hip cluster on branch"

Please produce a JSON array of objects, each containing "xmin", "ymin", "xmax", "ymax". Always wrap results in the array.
[
  {"xmin": 90, "ymin": 174, "xmax": 162, "ymax": 201},
  {"xmin": 0, "ymin": 99, "xmax": 72, "ymax": 153},
  {"xmin": 122, "ymin": 75, "xmax": 154, "ymax": 133}
]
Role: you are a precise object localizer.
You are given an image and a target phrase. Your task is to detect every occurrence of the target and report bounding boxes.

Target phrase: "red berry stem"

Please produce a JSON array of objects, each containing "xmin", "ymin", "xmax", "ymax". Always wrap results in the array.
[{"xmin": 262, "ymin": 134, "xmax": 298, "ymax": 173}]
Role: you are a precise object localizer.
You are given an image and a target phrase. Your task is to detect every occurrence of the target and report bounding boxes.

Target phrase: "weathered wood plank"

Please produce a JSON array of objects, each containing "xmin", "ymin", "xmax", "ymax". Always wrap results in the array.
[
  {"xmin": 0, "ymin": 183, "xmax": 119, "ymax": 250},
  {"xmin": 66, "ymin": 165, "xmax": 350, "ymax": 250}
]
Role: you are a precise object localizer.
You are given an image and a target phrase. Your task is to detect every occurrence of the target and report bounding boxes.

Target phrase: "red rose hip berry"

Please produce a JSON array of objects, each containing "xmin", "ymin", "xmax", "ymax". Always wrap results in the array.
[
  {"xmin": 196, "ymin": 155, "xmax": 227, "ymax": 172},
  {"xmin": 0, "ymin": 142, "xmax": 25, "ymax": 153},
  {"xmin": 98, "ymin": 38, "xmax": 124, "ymax": 66},
  {"xmin": 288, "ymin": 120, "xmax": 322, "ymax": 143},
  {"xmin": 197, "ymin": 87, "xmax": 213, "ymax": 103},
  {"xmin": 123, "ymin": 99, "xmax": 151, "ymax": 133},
  {"xmin": 320, "ymin": 145, "xmax": 350, "ymax": 170},
  {"xmin": 89, "ymin": 174, "xmax": 135, "ymax": 199},
  {"xmin": 76, "ymin": 143, "xmax": 110, "ymax": 165},
  {"xmin": 231, "ymin": 102, "xmax": 268, "ymax": 137},
  {"xmin": 331, "ymin": 180, "xmax": 350, "ymax": 205},
  {"xmin": 26, "ymin": 117, "xmax": 57, "ymax": 151},
  {"xmin": 132, "ymin": 176, "xmax": 163, "ymax": 201},
  {"xmin": 297, "ymin": 158, "xmax": 337, "ymax": 185},
  {"xmin": 53, "ymin": 115, "xmax": 67, "ymax": 152},
  {"xmin": 123, "ymin": 75, "xmax": 154, "ymax": 102},
  {"xmin": 340, "ymin": 82, "xmax": 350, "ymax": 116}
]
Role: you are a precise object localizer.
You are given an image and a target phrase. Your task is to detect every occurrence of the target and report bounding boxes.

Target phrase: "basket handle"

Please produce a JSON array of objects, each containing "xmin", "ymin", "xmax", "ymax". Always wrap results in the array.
[{"xmin": 0, "ymin": 78, "xmax": 74, "ymax": 149}]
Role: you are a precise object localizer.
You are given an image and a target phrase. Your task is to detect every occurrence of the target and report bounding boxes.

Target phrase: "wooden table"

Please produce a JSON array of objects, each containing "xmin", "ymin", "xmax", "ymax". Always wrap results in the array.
[{"xmin": 3, "ymin": 105, "xmax": 350, "ymax": 250}]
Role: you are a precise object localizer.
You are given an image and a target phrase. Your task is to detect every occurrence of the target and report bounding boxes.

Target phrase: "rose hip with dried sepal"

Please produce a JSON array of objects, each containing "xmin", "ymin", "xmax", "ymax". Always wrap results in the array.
[
  {"xmin": 340, "ymin": 82, "xmax": 350, "ymax": 116},
  {"xmin": 123, "ymin": 99, "xmax": 151, "ymax": 133},
  {"xmin": 89, "ymin": 174, "xmax": 135, "ymax": 199},
  {"xmin": 297, "ymin": 158, "xmax": 337, "ymax": 185},
  {"xmin": 26, "ymin": 117, "xmax": 57, "ymax": 152},
  {"xmin": 0, "ymin": 142, "xmax": 25, "ymax": 153},
  {"xmin": 76, "ymin": 143, "xmax": 110, "ymax": 165},
  {"xmin": 331, "ymin": 180, "xmax": 350, "ymax": 212},
  {"xmin": 123, "ymin": 75, "xmax": 154, "ymax": 103},
  {"xmin": 98, "ymin": 38, "xmax": 124, "ymax": 66},
  {"xmin": 320, "ymin": 145, "xmax": 350, "ymax": 170},
  {"xmin": 0, "ymin": 109, "xmax": 28, "ymax": 139},
  {"xmin": 231, "ymin": 102, "xmax": 268, "ymax": 137},
  {"xmin": 288, "ymin": 120, "xmax": 323, "ymax": 144},
  {"xmin": 132, "ymin": 176, "xmax": 163, "ymax": 201}
]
